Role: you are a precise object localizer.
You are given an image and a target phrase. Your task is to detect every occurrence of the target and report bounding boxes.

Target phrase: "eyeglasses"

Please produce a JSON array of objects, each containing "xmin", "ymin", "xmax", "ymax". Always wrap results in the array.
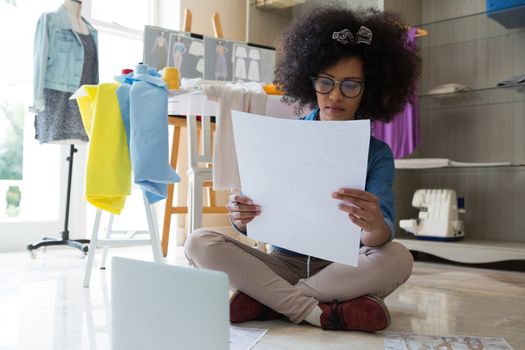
[{"xmin": 311, "ymin": 76, "xmax": 365, "ymax": 98}]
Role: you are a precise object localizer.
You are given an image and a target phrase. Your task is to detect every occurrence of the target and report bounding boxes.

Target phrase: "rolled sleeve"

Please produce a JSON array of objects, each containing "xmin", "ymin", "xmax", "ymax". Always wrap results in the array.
[
  {"xmin": 33, "ymin": 14, "xmax": 49, "ymax": 112},
  {"xmin": 365, "ymin": 138, "xmax": 396, "ymax": 241}
]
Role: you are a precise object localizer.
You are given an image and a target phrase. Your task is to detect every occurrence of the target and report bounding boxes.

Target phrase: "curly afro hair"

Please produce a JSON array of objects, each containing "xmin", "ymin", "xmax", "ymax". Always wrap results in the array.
[{"xmin": 274, "ymin": 6, "xmax": 421, "ymax": 122}]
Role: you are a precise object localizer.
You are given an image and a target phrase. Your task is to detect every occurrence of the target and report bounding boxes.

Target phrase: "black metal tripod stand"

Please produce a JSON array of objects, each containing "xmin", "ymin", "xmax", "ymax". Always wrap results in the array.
[{"xmin": 27, "ymin": 145, "xmax": 90, "ymax": 256}]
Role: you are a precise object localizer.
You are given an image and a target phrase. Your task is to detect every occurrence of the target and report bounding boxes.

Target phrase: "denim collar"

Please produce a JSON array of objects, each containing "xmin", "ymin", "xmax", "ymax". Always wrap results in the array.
[{"xmin": 302, "ymin": 108, "xmax": 320, "ymax": 120}]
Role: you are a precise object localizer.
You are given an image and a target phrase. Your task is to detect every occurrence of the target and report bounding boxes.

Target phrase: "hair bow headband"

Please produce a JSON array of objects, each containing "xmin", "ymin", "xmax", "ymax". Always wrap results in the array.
[{"xmin": 332, "ymin": 26, "xmax": 373, "ymax": 46}]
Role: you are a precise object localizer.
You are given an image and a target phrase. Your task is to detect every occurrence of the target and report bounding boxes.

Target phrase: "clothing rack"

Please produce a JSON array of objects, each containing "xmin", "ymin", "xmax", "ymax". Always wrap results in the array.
[{"xmin": 27, "ymin": 144, "xmax": 90, "ymax": 257}]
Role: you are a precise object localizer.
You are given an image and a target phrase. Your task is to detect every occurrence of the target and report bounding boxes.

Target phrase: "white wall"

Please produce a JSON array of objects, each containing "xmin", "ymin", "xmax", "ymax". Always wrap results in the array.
[{"xmin": 158, "ymin": 0, "xmax": 182, "ymax": 31}]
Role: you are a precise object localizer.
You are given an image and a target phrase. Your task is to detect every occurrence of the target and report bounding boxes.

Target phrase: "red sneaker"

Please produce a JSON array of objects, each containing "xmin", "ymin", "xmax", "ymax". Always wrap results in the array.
[
  {"xmin": 319, "ymin": 296, "xmax": 391, "ymax": 332},
  {"xmin": 230, "ymin": 291, "xmax": 284, "ymax": 323}
]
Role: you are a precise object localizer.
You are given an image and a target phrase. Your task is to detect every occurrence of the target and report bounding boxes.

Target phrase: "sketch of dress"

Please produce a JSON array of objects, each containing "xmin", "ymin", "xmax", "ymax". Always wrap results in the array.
[
  {"xmin": 234, "ymin": 45, "xmax": 247, "ymax": 79},
  {"xmin": 215, "ymin": 41, "xmax": 228, "ymax": 80},
  {"xmin": 151, "ymin": 31, "xmax": 167, "ymax": 69},
  {"xmin": 172, "ymin": 36, "xmax": 187, "ymax": 69},
  {"xmin": 248, "ymin": 48, "xmax": 260, "ymax": 81}
]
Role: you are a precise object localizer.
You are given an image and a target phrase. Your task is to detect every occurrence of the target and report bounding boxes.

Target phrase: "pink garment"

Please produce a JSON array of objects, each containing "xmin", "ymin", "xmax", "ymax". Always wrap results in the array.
[{"xmin": 372, "ymin": 27, "xmax": 419, "ymax": 159}]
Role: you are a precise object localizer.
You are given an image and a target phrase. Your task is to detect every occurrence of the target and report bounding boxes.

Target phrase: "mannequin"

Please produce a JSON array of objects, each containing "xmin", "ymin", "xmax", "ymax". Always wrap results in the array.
[
  {"xmin": 28, "ymin": 0, "xmax": 98, "ymax": 254},
  {"xmin": 63, "ymin": 0, "xmax": 89, "ymax": 35},
  {"xmin": 32, "ymin": 0, "xmax": 98, "ymax": 145}
]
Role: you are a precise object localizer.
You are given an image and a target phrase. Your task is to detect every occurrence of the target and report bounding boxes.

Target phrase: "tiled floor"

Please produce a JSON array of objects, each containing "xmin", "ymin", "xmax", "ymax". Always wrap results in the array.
[{"xmin": 0, "ymin": 245, "xmax": 524, "ymax": 350}]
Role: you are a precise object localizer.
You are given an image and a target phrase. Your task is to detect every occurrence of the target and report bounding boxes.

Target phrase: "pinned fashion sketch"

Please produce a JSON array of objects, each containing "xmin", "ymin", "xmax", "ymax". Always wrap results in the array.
[
  {"xmin": 204, "ymin": 37, "xmax": 234, "ymax": 81},
  {"xmin": 32, "ymin": 3, "xmax": 99, "ymax": 144},
  {"xmin": 188, "ymin": 37, "xmax": 205, "ymax": 76},
  {"xmin": 144, "ymin": 27, "xmax": 203, "ymax": 78},
  {"xmin": 233, "ymin": 44, "xmax": 248, "ymax": 80},
  {"xmin": 232, "ymin": 43, "xmax": 275, "ymax": 83},
  {"xmin": 151, "ymin": 30, "xmax": 168, "ymax": 68},
  {"xmin": 170, "ymin": 35, "xmax": 187, "ymax": 70},
  {"xmin": 143, "ymin": 27, "xmax": 168, "ymax": 70},
  {"xmin": 215, "ymin": 40, "xmax": 229, "ymax": 80}
]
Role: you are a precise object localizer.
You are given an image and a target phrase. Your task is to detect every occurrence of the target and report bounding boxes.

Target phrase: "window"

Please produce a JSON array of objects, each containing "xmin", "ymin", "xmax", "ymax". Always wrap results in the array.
[
  {"xmin": 0, "ymin": 0, "xmax": 62, "ymax": 228},
  {"xmin": 91, "ymin": 0, "xmax": 152, "ymax": 31},
  {"xmin": 0, "ymin": 0, "xmax": 160, "ymax": 250}
]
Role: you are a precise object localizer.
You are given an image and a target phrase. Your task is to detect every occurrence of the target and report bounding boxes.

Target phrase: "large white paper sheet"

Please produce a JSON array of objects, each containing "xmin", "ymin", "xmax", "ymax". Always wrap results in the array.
[{"xmin": 231, "ymin": 111, "xmax": 370, "ymax": 266}]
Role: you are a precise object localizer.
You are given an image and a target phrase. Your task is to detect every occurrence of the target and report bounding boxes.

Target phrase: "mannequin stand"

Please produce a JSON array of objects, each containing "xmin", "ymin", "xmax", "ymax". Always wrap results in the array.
[{"xmin": 27, "ymin": 145, "xmax": 90, "ymax": 256}]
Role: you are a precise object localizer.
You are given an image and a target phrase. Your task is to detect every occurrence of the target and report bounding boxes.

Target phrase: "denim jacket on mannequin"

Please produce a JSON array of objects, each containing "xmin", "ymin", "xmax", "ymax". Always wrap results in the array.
[{"xmin": 32, "ymin": 5, "xmax": 98, "ymax": 112}]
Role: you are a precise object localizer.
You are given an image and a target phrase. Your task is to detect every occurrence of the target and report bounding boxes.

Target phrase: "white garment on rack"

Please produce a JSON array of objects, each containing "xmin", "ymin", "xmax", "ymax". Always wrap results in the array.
[{"xmin": 203, "ymin": 82, "xmax": 268, "ymax": 189}]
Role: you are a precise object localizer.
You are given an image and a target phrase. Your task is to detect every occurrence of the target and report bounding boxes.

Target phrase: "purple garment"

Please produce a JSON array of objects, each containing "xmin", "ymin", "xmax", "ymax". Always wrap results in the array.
[{"xmin": 371, "ymin": 27, "xmax": 419, "ymax": 159}]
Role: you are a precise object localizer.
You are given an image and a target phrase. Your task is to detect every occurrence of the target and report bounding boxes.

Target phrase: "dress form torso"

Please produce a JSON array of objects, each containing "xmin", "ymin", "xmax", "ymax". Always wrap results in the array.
[
  {"xmin": 34, "ymin": 0, "xmax": 98, "ymax": 144},
  {"xmin": 63, "ymin": 0, "xmax": 88, "ymax": 34}
]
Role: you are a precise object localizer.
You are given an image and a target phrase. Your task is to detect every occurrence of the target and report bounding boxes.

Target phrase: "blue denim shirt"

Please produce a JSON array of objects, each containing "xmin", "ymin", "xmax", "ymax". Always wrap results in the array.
[
  {"xmin": 32, "ymin": 5, "xmax": 98, "ymax": 112},
  {"xmin": 233, "ymin": 108, "xmax": 396, "ymax": 255}
]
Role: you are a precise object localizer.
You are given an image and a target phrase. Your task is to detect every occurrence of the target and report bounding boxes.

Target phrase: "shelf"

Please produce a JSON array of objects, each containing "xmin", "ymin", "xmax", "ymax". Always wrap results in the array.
[
  {"xmin": 394, "ymin": 158, "xmax": 525, "ymax": 169},
  {"xmin": 395, "ymin": 237, "xmax": 525, "ymax": 263},
  {"xmin": 395, "ymin": 162, "xmax": 525, "ymax": 170},
  {"xmin": 416, "ymin": 9, "xmax": 525, "ymax": 49},
  {"xmin": 418, "ymin": 85, "xmax": 525, "ymax": 110}
]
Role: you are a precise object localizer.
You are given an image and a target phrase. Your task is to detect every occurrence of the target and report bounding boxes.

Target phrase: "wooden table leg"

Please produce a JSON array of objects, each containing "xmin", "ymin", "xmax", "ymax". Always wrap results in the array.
[{"xmin": 162, "ymin": 125, "xmax": 181, "ymax": 257}]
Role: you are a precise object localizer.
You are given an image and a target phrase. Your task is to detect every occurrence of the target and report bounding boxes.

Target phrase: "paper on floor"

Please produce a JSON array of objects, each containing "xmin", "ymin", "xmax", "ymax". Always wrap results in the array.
[
  {"xmin": 384, "ymin": 332, "xmax": 514, "ymax": 350},
  {"xmin": 230, "ymin": 325, "xmax": 268, "ymax": 350},
  {"xmin": 232, "ymin": 111, "xmax": 370, "ymax": 266}
]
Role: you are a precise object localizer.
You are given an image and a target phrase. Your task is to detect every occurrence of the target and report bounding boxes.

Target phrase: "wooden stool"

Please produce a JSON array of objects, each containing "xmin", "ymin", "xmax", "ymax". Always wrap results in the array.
[{"xmin": 162, "ymin": 115, "xmax": 227, "ymax": 257}]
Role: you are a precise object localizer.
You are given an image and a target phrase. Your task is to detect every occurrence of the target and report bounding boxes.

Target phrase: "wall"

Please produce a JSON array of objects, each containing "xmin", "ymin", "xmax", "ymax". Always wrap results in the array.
[
  {"xmin": 178, "ymin": 0, "xmax": 246, "ymax": 41},
  {"xmin": 246, "ymin": 0, "xmax": 292, "ymax": 47}
]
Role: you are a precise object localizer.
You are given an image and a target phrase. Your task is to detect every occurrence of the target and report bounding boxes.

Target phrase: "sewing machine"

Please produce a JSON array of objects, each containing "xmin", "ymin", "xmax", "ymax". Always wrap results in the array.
[{"xmin": 399, "ymin": 189, "xmax": 466, "ymax": 241}]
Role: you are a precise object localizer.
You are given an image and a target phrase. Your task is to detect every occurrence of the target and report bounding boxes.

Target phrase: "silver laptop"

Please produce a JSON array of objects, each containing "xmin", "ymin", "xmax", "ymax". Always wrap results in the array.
[{"xmin": 111, "ymin": 257, "xmax": 230, "ymax": 350}]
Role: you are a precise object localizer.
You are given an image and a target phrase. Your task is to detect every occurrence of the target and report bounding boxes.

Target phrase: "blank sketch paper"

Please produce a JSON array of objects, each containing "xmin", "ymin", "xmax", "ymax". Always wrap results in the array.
[{"xmin": 231, "ymin": 111, "xmax": 370, "ymax": 266}]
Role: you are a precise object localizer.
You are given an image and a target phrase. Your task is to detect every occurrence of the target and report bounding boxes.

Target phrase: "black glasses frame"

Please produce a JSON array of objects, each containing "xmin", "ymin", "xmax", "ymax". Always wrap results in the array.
[{"xmin": 311, "ymin": 76, "xmax": 365, "ymax": 98}]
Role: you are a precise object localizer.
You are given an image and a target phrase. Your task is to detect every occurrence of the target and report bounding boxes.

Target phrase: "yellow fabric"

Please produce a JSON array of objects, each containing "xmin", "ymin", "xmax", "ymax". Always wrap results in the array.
[{"xmin": 77, "ymin": 83, "xmax": 131, "ymax": 214}]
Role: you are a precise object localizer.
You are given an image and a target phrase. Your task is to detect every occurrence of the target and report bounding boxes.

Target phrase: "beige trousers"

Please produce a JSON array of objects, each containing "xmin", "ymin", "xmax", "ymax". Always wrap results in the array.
[{"xmin": 184, "ymin": 229, "xmax": 413, "ymax": 324}]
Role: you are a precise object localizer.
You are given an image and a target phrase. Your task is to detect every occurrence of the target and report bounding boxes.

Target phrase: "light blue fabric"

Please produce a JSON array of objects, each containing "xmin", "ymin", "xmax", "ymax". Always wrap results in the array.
[
  {"xmin": 122, "ymin": 67, "xmax": 180, "ymax": 203},
  {"xmin": 115, "ymin": 83, "xmax": 131, "ymax": 149},
  {"xmin": 33, "ymin": 5, "xmax": 98, "ymax": 112}
]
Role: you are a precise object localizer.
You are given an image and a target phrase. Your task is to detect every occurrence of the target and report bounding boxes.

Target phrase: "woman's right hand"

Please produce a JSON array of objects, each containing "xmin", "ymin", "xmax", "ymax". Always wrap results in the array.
[{"xmin": 226, "ymin": 191, "xmax": 261, "ymax": 232}]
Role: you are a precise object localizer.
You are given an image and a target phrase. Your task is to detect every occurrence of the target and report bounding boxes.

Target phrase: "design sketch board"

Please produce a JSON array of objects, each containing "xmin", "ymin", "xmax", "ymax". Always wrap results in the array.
[
  {"xmin": 144, "ymin": 26, "xmax": 204, "ymax": 78},
  {"xmin": 144, "ymin": 25, "xmax": 276, "ymax": 82}
]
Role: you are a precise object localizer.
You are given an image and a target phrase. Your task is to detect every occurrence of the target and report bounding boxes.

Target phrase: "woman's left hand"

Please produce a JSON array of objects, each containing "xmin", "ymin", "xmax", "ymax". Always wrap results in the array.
[{"xmin": 332, "ymin": 188, "xmax": 389, "ymax": 246}]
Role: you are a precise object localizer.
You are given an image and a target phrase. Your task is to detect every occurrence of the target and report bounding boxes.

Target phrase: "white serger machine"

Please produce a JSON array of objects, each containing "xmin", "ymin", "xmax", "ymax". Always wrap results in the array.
[{"xmin": 399, "ymin": 189, "xmax": 466, "ymax": 241}]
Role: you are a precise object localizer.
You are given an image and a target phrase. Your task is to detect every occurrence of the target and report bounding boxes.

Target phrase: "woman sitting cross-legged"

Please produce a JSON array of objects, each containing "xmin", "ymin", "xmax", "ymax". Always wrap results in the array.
[{"xmin": 185, "ymin": 5, "xmax": 421, "ymax": 332}]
